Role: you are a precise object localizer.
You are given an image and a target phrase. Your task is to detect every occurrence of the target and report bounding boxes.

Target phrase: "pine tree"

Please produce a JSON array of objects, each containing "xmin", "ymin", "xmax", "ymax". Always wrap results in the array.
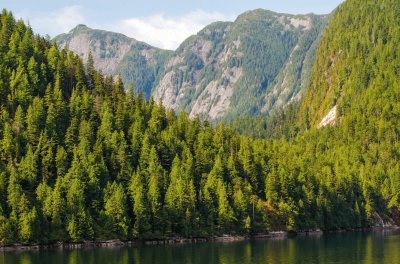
[
  {"xmin": 26, "ymin": 98, "xmax": 45, "ymax": 145},
  {"xmin": 103, "ymin": 182, "xmax": 129, "ymax": 238},
  {"xmin": 129, "ymin": 169, "xmax": 151, "ymax": 238},
  {"xmin": 86, "ymin": 51, "xmax": 95, "ymax": 90}
]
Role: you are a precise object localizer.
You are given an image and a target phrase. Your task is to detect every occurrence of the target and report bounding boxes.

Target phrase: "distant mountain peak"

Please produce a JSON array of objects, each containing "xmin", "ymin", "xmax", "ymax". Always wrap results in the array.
[
  {"xmin": 75, "ymin": 24, "xmax": 89, "ymax": 29},
  {"xmin": 69, "ymin": 24, "xmax": 90, "ymax": 33},
  {"xmin": 55, "ymin": 9, "xmax": 329, "ymax": 121}
]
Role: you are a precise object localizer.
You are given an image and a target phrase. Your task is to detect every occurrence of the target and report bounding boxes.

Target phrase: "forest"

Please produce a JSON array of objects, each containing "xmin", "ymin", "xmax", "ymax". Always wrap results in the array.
[{"xmin": 1, "ymin": 0, "xmax": 400, "ymax": 244}]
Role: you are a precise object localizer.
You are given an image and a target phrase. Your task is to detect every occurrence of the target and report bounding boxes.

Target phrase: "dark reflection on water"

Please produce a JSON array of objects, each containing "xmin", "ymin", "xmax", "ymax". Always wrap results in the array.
[{"xmin": 2, "ymin": 230, "xmax": 400, "ymax": 264}]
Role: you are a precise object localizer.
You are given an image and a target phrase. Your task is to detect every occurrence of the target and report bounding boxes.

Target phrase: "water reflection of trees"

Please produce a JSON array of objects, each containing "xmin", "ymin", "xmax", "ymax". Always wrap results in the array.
[{"xmin": 1, "ymin": 232, "xmax": 400, "ymax": 264}]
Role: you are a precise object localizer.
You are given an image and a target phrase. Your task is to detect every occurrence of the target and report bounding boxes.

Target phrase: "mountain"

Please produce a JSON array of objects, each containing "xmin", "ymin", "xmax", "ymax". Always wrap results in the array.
[
  {"xmin": 55, "ymin": 10, "xmax": 328, "ymax": 121},
  {"xmin": 1, "ymin": 0, "xmax": 400, "ymax": 245},
  {"xmin": 154, "ymin": 10, "xmax": 328, "ymax": 120},
  {"xmin": 55, "ymin": 24, "xmax": 172, "ymax": 98}
]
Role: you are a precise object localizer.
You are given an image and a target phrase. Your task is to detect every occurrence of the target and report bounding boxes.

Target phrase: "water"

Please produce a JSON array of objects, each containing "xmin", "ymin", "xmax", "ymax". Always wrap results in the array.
[{"xmin": 2, "ymin": 230, "xmax": 400, "ymax": 264}]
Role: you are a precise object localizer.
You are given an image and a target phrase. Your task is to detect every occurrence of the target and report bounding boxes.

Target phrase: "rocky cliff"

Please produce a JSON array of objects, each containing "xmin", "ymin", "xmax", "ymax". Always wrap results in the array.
[
  {"xmin": 153, "ymin": 10, "xmax": 328, "ymax": 120},
  {"xmin": 55, "ymin": 10, "xmax": 329, "ymax": 121},
  {"xmin": 55, "ymin": 25, "xmax": 171, "ymax": 98}
]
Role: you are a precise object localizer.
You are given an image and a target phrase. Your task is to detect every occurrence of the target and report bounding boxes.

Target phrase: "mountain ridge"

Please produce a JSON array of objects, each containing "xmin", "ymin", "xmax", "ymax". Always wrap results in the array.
[
  {"xmin": 55, "ymin": 24, "xmax": 172, "ymax": 99},
  {"xmin": 54, "ymin": 9, "xmax": 329, "ymax": 121}
]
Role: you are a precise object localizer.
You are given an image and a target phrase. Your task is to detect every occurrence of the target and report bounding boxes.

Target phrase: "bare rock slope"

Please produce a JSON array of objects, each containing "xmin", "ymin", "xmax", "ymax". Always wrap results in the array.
[
  {"xmin": 55, "ymin": 25, "xmax": 172, "ymax": 98},
  {"xmin": 55, "ymin": 10, "xmax": 329, "ymax": 121}
]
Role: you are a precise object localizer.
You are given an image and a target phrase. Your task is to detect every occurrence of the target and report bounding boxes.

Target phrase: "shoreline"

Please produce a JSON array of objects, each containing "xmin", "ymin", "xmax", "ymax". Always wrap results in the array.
[
  {"xmin": 0, "ymin": 236, "xmax": 250, "ymax": 252},
  {"xmin": 1, "ymin": 226, "xmax": 398, "ymax": 253},
  {"xmin": 0, "ymin": 233, "xmax": 282, "ymax": 252}
]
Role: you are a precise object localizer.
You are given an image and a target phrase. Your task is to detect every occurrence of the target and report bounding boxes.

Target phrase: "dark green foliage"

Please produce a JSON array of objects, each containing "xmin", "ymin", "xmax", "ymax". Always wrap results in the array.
[
  {"xmin": 116, "ymin": 44, "xmax": 172, "ymax": 99},
  {"xmin": 0, "ymin": 10, "xmax": 269, "ymax": 243},
  {"xmin": 233, "ymin": 0, "xmax": 400, "ymax": 230},
  {"xmin": 0, "ymin": 0, "xmax": 399, "ymax": 244},
  {"xmin": 229, "ymin": 103, "xmax": 300, "ymax": 139}
]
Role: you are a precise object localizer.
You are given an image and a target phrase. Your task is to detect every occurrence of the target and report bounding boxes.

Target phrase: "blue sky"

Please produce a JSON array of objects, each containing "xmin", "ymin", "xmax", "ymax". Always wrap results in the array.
[{"xmin": 2, "ymin": 0, "xmax": 344, "ymax": 50}]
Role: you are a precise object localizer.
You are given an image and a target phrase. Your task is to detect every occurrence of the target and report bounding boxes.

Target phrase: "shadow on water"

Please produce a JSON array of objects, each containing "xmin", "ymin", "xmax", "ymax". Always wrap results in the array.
[{"xmin": 2, "ymin": 230, "xmax": 400, "ymax": 264}]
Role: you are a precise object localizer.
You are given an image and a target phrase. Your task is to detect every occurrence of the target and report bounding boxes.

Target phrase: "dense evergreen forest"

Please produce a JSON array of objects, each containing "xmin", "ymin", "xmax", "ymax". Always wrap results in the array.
[
  {"xmin": 1, "ymin": 0, "xmax": 400, "ymax": 244},
  {"xmin": 229, "ymin": 103, "xmax": 300, "ymax": 139},
  {"xmin": 232, "ymin": 0, "xmax": 400, "ymax": 229}
]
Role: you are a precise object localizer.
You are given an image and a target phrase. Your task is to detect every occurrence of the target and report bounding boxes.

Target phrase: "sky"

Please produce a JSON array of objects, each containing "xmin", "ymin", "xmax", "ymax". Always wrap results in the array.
[{"xmin": 2, "ymin": 0, "xmax": 344, "ymax": 50}]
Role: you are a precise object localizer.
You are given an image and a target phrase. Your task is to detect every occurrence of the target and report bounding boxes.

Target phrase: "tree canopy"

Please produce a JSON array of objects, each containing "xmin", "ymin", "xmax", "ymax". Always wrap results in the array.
[{"xmin": 0, "ymin": 0, "xmax": 399, "ymax": 244}]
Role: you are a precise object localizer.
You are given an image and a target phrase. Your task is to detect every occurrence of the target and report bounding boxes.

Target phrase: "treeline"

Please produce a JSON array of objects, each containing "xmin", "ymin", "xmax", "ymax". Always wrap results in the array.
[
  {"xmin": 228, "ymin": 103, "xmax": 300, "ymax": 139},
  {"xmin": 0, "ymin": 0, "xmax": 399, "ymax": 245}
]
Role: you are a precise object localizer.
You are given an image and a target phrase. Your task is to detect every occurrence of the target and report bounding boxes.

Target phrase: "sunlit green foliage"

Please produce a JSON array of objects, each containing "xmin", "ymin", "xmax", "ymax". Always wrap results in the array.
[{"xmin": 0, "ymin": 0, "xmax": 399, "ymax": 245}]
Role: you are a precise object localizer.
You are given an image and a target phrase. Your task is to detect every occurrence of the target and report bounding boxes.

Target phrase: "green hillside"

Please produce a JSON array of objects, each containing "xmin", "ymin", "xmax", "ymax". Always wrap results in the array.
[
  {"xmin": 1, "ymin": 0, "xmax": 400, "ymax": 245},
  {"xmin": 232, "ymin": 0, "xmax": 400, "ymax": 227},
  {"xmin": 298, "ymin": 0, "xmax": 400, "ymax": 129},
  {"xmin": 289, "ymin": 0, "xmax": 400, "ymax": 226}
]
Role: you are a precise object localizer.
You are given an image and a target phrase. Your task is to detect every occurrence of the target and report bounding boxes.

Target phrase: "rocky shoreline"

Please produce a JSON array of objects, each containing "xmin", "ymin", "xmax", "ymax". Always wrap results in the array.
[
  {"xmin": 0, "ymin": 233, "xmax": 287, "ymax": 252},
  {"xmin": 0, "ymin": 236, "xmax": 249, "ymax": 252},
  {"xmin": 1, "ymin": 226, "xmax": 398, "ymax": 252}
]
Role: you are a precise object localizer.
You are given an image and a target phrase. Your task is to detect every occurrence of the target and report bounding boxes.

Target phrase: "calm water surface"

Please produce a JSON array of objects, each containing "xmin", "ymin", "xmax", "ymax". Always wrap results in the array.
[{"xmin": 2, "ymin": 230, "xmax": 400, "ymax": 264}]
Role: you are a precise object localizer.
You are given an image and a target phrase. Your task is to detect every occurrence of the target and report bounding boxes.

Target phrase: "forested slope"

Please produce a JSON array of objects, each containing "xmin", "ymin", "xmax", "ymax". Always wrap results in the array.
[
  {"xmin": 230, "ymin": 0, "xmax": 400, "ymax": 229},
  {"xmin": 0, "ymin": 9, "xmax": 298, "ymax": 243},
  {"xmin": 1, "ymin": 0, "xmax": 400, "ymax": 245}
]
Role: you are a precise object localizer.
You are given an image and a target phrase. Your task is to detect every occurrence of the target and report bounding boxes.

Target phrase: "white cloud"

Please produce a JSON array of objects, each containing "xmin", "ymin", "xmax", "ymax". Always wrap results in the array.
[
  {"xmin": 15, "ymin": 7, "xmax": 234, "ymax": 50},
  {"xmin": 112, "ymin": 10, "xmax": 234, "ymax": 50},
  {"xmin": 16, "ymin": 6, "xmax": 85, "ymax": 37}
]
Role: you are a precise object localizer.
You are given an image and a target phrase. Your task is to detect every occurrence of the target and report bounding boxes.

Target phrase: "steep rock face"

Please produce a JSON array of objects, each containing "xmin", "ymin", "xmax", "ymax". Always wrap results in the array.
[
  {"xmin": 318, "ymin": 105, "xmax": 337, "ymax": 128},
  {"xmin": 56, "ymin": 25, "xmax": 135, "ymax": 75},
  {"xmin": 55, "ymin": 10, "xmax": 328, "ymax": 121},
  {"xmin": 55, "ymin": 25, "xmax": 172, "ymax": 98},
  {"xmin": 262, "ymin": 14, "xmax": 328, "ymax": 114},
  {"xmin": 152, "ymin": 22, "xmax": 238, "ymax": 119},
  {"xmin": 152, "ymin": 10, "xmax": 328, "ymax": 120}
]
